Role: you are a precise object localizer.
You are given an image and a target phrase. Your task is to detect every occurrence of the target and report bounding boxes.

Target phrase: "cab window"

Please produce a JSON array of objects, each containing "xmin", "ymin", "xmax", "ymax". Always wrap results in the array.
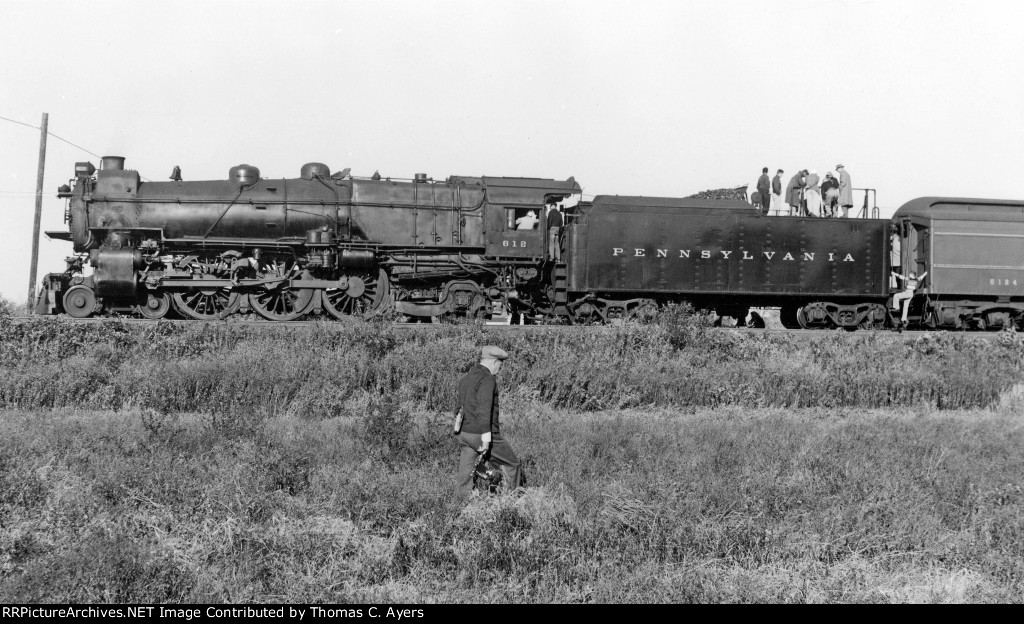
[{"xmin": 506, "ymin": 208, "xmax": 539, "ymax": 231}]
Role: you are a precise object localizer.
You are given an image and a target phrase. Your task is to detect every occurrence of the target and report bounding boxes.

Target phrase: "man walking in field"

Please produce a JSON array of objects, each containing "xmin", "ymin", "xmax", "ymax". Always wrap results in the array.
[{"xmin": 454, "ymin": 346, "xmax": 523, "ymax": 497}]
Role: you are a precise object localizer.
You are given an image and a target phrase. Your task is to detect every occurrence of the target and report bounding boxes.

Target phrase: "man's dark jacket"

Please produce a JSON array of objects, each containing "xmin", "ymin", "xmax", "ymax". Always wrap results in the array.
[
  {"xmin": 456, "ymin": 364, "xmax": 500, "ymax": 434},
  {"xmin": 757, "ymin": 173, "xmax": 771, "ymax": 196}
]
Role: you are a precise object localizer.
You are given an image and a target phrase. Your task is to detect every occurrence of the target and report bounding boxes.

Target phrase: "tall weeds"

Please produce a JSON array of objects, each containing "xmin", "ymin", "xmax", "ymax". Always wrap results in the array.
[{"xmin": 0, "ymin": 312, "xmax": 1020, "ymax": 417}]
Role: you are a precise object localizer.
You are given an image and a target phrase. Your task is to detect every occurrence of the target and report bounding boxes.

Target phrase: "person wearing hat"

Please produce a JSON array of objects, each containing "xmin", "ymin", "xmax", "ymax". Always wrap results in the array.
[
  {"xmin": 821, "ymin": 172, "xmax": 840, "ymax": 217},
  {"xmin": 891, "ymin": 269, "xmax": 928, "ymax": 329},
  {"xmin": 453, "ymin": 345, "xmax": 523, "ymax": 496},
  {"xmin": 836, "ymin": 164, "xmax": 853, "ymax": 218},
  {"xmin": 515, "ymin": 210, "xmax": 538, "ymax": 230},
  {"xmin": 803, "ymin": 170, "xmax": 822, "ymax": 217}
]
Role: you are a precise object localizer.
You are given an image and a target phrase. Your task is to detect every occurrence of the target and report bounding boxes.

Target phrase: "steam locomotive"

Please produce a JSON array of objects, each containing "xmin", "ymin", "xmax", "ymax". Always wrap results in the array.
[{"xmin": 34, "ymin": 156, "xmax": 1024, "ymax": 330}]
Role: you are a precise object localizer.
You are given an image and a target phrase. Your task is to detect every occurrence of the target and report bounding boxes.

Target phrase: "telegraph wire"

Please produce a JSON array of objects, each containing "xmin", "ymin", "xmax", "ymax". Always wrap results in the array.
[
  {"xmin": 0, "ymin": 114, "xmax": 39, "ymax": 130},
  {"xmin": 46, "ymin": 131, "xmax": 103, "ymax": 159},
  {"xmin": 1, "ymin": 113, "xmax": 150, "ymax": 181}
]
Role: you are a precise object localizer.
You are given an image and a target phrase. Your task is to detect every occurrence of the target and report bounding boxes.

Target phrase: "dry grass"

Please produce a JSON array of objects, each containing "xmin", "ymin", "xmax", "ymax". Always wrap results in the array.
[
  {"xmin": 1, "ymin": 309, "xmax": 1022, "ymax": 603},
  {"xmin": 1, "ymin": 404, "xmax": 1022, "ymax": 603}
]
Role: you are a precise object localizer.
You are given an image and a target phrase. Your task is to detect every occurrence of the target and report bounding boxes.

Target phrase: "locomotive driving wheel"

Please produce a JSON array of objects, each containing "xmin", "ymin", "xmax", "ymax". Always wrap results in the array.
[
  {"xmin": 248, "ymin": 267, "xmax": 317, "ymax": 322},
  {"xmin": 249, "ymin": 285, "xmax": 316, "ymax": 321},
  {"xmin": 171, "ymin": 288, "xmax": 241, "ymax": 320},
  {"xmin": 322, "ymin": 268, "xmax": 391, "ymax": 319},
  {"xmin": 134, "ymin": 291, "xmax": 172, "ymax": 320}
]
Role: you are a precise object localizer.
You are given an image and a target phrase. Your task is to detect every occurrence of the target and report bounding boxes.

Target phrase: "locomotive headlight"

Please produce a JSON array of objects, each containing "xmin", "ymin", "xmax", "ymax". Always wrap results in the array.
[{"xmin": 74, "ymin": 161, "xmax": 96, "ymax": 177}]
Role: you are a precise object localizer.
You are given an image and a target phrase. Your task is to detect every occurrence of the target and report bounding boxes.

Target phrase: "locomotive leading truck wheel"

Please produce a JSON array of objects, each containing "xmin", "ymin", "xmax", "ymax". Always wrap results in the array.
[
  {"xmin": 134, "ymin": 291, "xmax": 172, "ymax": 320},
  {"xmin": 63, "ymin": 285, "xmax": 98, "ymax": 318}
]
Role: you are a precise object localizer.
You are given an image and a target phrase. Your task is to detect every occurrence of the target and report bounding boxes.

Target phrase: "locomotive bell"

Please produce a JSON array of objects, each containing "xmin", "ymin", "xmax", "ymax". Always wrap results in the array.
[
  {"xmin": 300, "ymin": 162, "xmax": 331, "ymax": 180},
  {"xmin": 229, "ymin": 164, "xmax": 261, "ymax": 186}
]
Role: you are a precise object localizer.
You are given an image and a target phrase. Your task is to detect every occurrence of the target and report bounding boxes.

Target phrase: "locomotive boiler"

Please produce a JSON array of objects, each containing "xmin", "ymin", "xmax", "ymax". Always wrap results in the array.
[{"xmin": 38, "ymin": 157, "xmax": 580, "ymax": 321}]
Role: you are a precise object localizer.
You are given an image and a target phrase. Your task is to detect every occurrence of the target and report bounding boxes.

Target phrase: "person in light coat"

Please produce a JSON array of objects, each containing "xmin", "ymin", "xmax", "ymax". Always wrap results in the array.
[
  {"xmin": 837, "ymin": 164, "xmax": 853, "ymax": 218},
  {"xmin": 803, "ymin": 170, "xmax": 822, "ymax": 217},
  {"xmin": 770, "ymin": 169, "xmax": 784, "ymax": 215},
  {"xmin": 891, "ymin": 270, "xmax": 928, "ymax": 328}
]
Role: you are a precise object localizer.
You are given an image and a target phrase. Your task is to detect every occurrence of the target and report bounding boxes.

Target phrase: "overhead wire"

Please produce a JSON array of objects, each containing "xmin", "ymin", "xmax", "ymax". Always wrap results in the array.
[{"xmin": 0, "ymin": 113, "xmax": 150, "ymax": 181}]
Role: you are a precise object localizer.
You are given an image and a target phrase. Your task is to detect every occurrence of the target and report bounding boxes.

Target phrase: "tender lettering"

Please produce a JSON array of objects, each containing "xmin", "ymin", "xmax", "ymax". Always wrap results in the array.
[{"xmin": 608, "ymin": 247, "xmax": 857, "ymax": 263}]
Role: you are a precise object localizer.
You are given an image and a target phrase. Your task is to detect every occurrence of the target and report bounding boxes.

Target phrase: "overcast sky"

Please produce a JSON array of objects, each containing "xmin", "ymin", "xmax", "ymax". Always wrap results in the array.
[{"xmin": 2, "ymin": 0, "xmax": 1022, "ymax": 303}]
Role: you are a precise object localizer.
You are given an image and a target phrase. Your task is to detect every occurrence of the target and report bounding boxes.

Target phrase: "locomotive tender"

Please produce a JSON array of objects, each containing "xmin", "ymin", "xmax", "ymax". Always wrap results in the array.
[{"xmin": 34, "ymin": 156, "xmax": 1024, "ymax": 330}]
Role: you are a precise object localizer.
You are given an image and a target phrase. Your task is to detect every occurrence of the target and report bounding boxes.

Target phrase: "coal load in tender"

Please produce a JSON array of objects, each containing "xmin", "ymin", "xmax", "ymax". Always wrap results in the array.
[{"xmin": 685, "ymin": 186, "xmax": 750, "ymax": 201}]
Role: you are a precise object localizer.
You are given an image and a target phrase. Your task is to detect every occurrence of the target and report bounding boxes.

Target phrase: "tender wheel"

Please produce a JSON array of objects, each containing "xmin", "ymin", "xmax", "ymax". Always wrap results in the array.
[
  {"xmin": 134, "ymin": 292, "xmax": 171, "ymax": 320},
  {"xmin": 171, "ymin": 288, "xmax": 241, "ymax": 320},
  {"xmin": 796, "ymin": 307, "xmax": 810, "ymax": 329},
  {"xmin": 569, "ymin": 301, "xmax": 604, "ymax": 325},
  {"xmin": 322, "ymin": 269, "xmax": 391, "ymax": 319},
  {"xmin": 628, "ymin": 300, "xmax": 659, "ymax": 323},
  {"xmin": 63, "ymin": 285, "xmax": 97, "ymax": 318},
  {"xmin": 249, "ymin": 285, "xmax": 316, "ymax": 321}
]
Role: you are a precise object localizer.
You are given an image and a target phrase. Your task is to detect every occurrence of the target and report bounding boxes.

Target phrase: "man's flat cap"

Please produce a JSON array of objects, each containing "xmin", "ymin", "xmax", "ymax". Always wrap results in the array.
[{"xmin": 481, "ymin": 345, "xmax": 509, "ymax": 361}]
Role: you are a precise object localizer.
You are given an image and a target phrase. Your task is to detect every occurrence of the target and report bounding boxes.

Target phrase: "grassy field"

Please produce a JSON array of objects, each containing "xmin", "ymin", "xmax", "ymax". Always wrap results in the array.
[{"xmin": 0, "ymin": 310, "xmax": 1022, "ymax": 602}]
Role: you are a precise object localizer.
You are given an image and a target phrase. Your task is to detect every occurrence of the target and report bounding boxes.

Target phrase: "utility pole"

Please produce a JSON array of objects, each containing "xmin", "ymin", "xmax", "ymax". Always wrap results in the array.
[{"xmin": 28, "ymin": 112, "xmax": 48, "ymax": 308}]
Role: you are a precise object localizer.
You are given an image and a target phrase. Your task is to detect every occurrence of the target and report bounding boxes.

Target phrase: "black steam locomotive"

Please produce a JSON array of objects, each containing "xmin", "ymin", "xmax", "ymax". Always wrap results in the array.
[{"xmin": 35, "ymin": 157, "xmax": 1024, "ymax": 330}]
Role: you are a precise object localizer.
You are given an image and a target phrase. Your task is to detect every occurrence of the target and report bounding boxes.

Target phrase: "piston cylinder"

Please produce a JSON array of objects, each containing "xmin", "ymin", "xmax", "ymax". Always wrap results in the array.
[
  {"xmin": 90, "ymin": 248, "xmax": 142, "ymax": 299},
  {"xmin": 338, "ymin": 250, "xmax": 376, "ymax": 269}
]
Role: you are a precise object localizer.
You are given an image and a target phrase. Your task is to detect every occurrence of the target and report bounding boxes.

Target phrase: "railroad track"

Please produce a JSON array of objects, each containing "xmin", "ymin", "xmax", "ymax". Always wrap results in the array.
[{"xmin": 3, "ymin": 315, "xmax": 1007, "ymax": 340}]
